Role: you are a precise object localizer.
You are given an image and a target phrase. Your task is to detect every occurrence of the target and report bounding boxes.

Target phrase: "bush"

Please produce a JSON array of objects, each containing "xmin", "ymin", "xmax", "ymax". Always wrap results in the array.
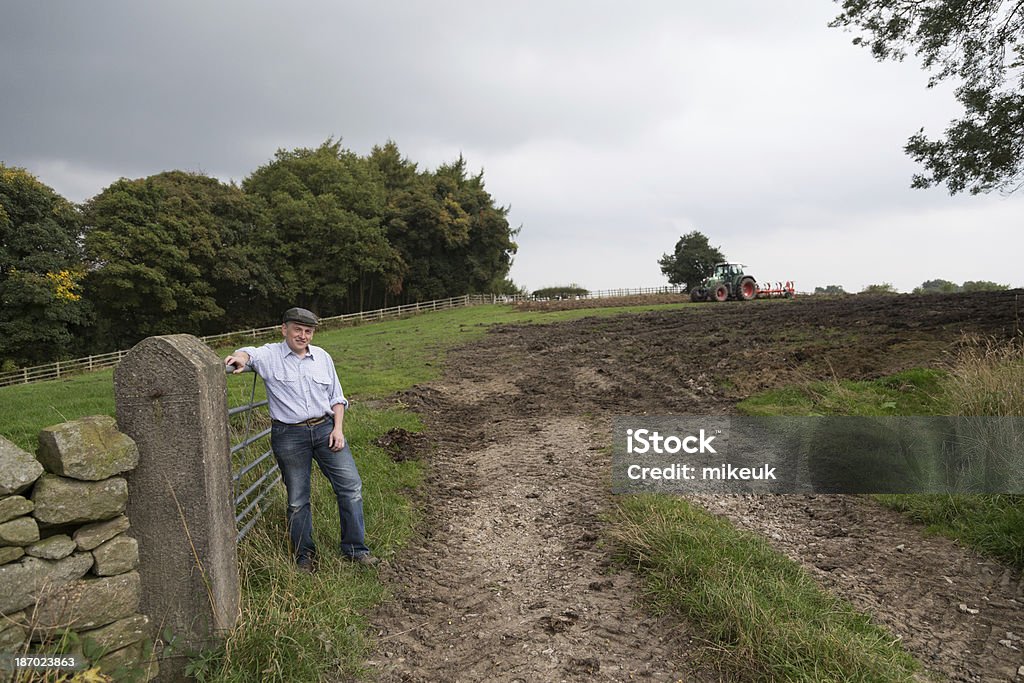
[{"xmin": 531, "ymin": 285, "xmax": 589, "ymax": 299}]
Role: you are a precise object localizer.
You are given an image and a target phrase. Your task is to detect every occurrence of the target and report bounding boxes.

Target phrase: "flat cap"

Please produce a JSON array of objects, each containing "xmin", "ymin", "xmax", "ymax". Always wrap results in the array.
[{"xmin": 282, "ymin": 307, "xmax": 319, "ymax": 327}]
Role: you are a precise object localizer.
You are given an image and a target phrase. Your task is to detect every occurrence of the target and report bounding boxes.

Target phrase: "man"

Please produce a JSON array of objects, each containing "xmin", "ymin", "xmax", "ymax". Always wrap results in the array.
[{"xmin": 225, "ymin": 307, "xmax": 377, "ymax": 570}]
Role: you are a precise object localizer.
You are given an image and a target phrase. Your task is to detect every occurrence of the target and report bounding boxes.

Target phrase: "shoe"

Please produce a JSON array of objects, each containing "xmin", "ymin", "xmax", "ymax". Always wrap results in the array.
[
  {"xmin": 297, "ymin": 556, "xmax": 318, "ymax": 573},
  {"xmin": 344, "ymin": 553, "xmax": 379, "ymax": 567}
]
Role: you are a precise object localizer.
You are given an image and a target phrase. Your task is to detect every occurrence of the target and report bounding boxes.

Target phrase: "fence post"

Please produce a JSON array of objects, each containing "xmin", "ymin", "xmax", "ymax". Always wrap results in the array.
[{"xmin": 114, "ymin": 334, "xmax": 239, "ymax": 680}]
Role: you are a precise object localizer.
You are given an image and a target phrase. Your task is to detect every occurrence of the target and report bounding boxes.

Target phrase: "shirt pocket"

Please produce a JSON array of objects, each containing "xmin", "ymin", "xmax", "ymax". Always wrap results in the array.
[
  {"xmin": 310, "ymin": 370, "xmax": 332, "ymax": 389},
  {"xmin": 273, "ymin": 369, "xmax": 300, "ymax": 384}
]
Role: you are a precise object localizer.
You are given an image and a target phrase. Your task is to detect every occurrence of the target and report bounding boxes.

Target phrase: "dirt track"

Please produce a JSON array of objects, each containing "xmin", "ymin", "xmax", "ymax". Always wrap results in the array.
[{"xmin": 369, "ymin": 292, "xmax": 1024, "ymax": 682}]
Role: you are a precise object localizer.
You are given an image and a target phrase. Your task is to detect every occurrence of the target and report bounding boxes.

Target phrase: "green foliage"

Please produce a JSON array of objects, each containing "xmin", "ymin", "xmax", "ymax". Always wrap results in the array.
[
  {"xmin": 242, "ymin": 140, "xmax": 401, "ymax": 315},
  {"xmin": 0, "ymin": 164, "xmax": 92, "ymax": 364},
  {"xmin": 488, "ymin": 276, "xmax": 528, "ymax": 296},
  {"xmin": 658, "ymin": 230, "xmax": 724, "ymax": 291},
  {"xmin": 368, "ymin": 144, "xmax": 519, "ymax": 304},
  {"xmin": 961, "ymin": 280, "xmax": 1009, "ymax": 292},
  {"xmin": 913, "ymin": 278, "xmax": 961, "ymax": 294},
  {"xmin": 531, "ymin": 285, "xmax": 589, "ymax": 299},
  {"xmin": 814, "ymin": 284, "xmax": 847, "ymax": 295},
  {"xmin": 240, "ymin": 139, "xmax": 518, "ymax": 313},
  {"xmin": 5, "ymin": 139, "xmax": 519, "ymax": 366},
  {"xmin": 82, "ymin": 171, "xmax": 278, "ymax": 349},
  {"xmin": 860, "ymin": 282, "xmax": 898, "ymax": 294},
  {"xmin": 913, "ymin": 279, "xmax": 1010, "ymax": 294},
  {"xmin": 831, "ymin": 1, "xmax": 1024, "ymax": 194}
]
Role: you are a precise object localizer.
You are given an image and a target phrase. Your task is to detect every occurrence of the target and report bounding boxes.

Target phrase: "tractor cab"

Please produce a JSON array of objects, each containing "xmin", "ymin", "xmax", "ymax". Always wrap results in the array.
[{"xmin": 712, "ymin": 262, "xmax": 746, "ymax": 279}]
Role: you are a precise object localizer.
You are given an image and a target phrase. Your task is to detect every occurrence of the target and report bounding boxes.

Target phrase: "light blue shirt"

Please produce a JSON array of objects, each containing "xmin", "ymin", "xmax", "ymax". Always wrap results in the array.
[{"xmin": 237, "ymin": 341, "xmax": 349, "ymax": 424}]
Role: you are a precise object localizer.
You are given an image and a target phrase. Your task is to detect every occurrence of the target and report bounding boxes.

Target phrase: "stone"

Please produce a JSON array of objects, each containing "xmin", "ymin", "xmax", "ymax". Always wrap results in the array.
[
  {"xmin": 0, "ymin": 612, "xmax": 27, "ymax": 651},
  {"xmin": 92, "ymin": 534, "xmax": 138, "ymax": 576},
  {"xmin": 78, "ymin": 613, "xmax": 150, "ymax": 654},
  {"xmin": 74, "ymin": 515, "xmax": 130, "ymax": 551},
  {"xmin": 36, "ymin": 416, "xmax": 139, "ymax": 482},
  {"xmin": 0, "ymin": 495, "xmax": 33, "ymax": 523},
  {"xmin": 0, "ymin": 436, "xmax": 44, "ymax": 496},
  {"xmin": 26, "ymin": 534, "xmax": 77, "ymax": 560},
  {"xmin": 0, "ymin": 552, "xmax": 93, "ymax": 615},
  {"xmin": 30, "ymin": 474, "xmax": 127, "ymax": 525},
  {"xmin": 0, "ymin": 546, "xmax": 25, "ymax": 565},
  {"xmin": 115, "ymin": 333, "xmax": 240, "ymax": 683},
  {"xmin": 32, "ymin": 571, "xmax": 141, "ymax": 634},
  {"xmin": 96, "ymin": 638, "xmax": 157, "ymax": 681},
  {"xmin": 0, "ymin": 517, "xmax": 39, "ymax": 546}
]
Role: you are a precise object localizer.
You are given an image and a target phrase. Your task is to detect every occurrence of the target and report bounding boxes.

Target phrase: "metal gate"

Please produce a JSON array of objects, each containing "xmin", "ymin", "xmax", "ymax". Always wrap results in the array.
[{"xmin": 228, "ymin": 372, "xmax": 281, "ymax": 542}]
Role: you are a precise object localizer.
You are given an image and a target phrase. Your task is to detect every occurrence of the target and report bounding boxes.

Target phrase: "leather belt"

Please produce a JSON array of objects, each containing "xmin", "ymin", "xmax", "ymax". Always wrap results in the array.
[{"xmin": 274, "ymin": 416, "xmax": 329, "ymax": 427}]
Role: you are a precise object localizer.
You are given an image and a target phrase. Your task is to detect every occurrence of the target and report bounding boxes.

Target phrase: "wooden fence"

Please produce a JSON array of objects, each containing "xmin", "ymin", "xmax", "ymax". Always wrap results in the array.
[{"xmin": 0, "ymin": 294, "xmax": 491, "ymax": 388}]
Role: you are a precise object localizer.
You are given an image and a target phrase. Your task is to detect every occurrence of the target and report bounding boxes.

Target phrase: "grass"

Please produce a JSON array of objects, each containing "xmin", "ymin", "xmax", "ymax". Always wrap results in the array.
[
  {"xmin": 609, "ymin": 495, "xmax": 920, "ymax": 682},
  {"xmin": 736, "ymin": 368, "xmax": 950, "ymax": 417}
]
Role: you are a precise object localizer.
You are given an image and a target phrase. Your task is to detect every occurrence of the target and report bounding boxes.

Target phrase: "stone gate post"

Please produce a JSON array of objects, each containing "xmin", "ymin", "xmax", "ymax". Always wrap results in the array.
[{"xmin": 113, "ymin": 335, "xmax": 239, "ymax": 679}]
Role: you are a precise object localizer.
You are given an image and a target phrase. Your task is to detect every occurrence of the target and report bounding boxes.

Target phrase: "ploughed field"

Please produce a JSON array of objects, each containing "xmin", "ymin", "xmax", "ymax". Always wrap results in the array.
[{"xmin": 369, "ymin": 291, "xmax": 1024, "ymax": 682}]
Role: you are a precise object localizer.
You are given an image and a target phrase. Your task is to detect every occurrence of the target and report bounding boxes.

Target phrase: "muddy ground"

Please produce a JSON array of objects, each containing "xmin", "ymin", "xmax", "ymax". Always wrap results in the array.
[{"xmin": 368, "ymin": 291, "xmax": 1024, "ymax": 682}]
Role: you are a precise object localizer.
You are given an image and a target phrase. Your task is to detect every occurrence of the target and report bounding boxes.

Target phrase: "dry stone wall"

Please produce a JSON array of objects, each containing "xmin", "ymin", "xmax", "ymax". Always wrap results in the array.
[{"xmin": 0, "ymin": 415, "xmax": 156, "ymax": 681}]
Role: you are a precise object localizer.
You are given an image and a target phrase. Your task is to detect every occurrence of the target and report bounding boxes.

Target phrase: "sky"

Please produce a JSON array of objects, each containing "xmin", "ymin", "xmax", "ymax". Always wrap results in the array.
[{"xmin": 1, "ymin": 1, "xmax": 1021, "ymax": 295}]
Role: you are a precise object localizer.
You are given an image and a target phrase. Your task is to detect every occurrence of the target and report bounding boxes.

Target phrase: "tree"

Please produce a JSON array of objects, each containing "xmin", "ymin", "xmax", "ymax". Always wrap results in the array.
[
  {"xmin": 369, "ymin": 145, "xmax": 518, "ymax": 305},
  {"xmin": 913, "ymin": 278, "xmax": 961, "ymax": 294},
  {"xmin": 82, "ymin": 171, "xmax": 277, "ymax": 349},
  {"xmin": 658, "ymin": 231, "xmax": 725, "ymax": 291},
  {"xmin": 861, "ymin": 282, "xmax": 899, "ymax": 294},
  {"xmin": 831, "ymin": 1, "xmax": 1024, "ymax": 194},
  {"xmin": 961, "ymin": 280, "xmax": 1009, "ymax": 291},
  {"xmin": 0, "ymin": 165, "xmax": 91, "ymax": 365},
  {"xmin": 243, "ymin": 139, "xmax": 404, "ymax": 314},
  {"xmin": 814, "ymin": 285, "xmax": 848, "ymax": 295},
  {"xmin": 533, "ymin": 285, "xmax": 588, "ymax": 299}
]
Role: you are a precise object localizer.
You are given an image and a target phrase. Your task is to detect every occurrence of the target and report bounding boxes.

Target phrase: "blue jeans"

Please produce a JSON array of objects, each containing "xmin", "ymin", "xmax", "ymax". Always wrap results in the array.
[{"xmin": 270, "ymin": 420, "xmax": 370, "ymax": 561}]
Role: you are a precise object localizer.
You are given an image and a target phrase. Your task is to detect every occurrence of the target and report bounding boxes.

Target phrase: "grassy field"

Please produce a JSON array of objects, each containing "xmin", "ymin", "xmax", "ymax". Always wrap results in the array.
[
  {"xmin": 0, "ymin": 301, "xmax": 691, "ymax": 681},
  {"xmin": 4, "ymin": 301, "xmax": 1019, "ymax": 681}
]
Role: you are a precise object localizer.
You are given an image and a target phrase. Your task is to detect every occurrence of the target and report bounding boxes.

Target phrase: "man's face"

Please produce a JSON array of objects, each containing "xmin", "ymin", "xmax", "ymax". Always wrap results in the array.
[{"xmin": 282, "ymin": 321, "xmax": 315, "ymax": 354}]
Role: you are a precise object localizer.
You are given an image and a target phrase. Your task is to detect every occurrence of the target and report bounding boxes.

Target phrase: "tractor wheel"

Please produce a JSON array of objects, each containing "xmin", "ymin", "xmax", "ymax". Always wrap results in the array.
[
  {"xmin": 739, "ymin": 277, "xmax": 757, "ymax": 301},
  {"xmin": 690, "ymin": 287, "xmax": 707, "ymax": 302},
  {"xmin": 713, "ymin": 284, "xmax": 729, "ymax": 302}
]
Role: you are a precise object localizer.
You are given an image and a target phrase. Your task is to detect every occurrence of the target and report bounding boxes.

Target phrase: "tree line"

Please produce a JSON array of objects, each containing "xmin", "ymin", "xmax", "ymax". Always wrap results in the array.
[
  {"xmin": 658, "ymin": 231, "xmax": 1009, "ymax": 295},
  {"xmin": 0, "ymin": 139, "xmax": 520, "ymax": 368}
]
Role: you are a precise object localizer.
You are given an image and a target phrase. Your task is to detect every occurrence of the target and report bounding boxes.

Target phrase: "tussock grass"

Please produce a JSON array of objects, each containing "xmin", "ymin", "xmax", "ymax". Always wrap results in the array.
[
  {"xmin": 609, "ymin": 496, "xmax": 920, "ymax": 682},
  {"xmin": 943, "ymin": 334, "xmax": 1024, "ymax": 417}
]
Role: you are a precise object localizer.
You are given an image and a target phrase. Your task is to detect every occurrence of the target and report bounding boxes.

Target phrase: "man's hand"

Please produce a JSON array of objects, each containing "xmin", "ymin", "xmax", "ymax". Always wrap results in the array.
[
  {"xmin": 329, "ymin": 428, "xmax": 346, "ymax": 452},
  {"xmin": 224, "ymin": 351, "xmax": 250, "ymax": 374}
]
